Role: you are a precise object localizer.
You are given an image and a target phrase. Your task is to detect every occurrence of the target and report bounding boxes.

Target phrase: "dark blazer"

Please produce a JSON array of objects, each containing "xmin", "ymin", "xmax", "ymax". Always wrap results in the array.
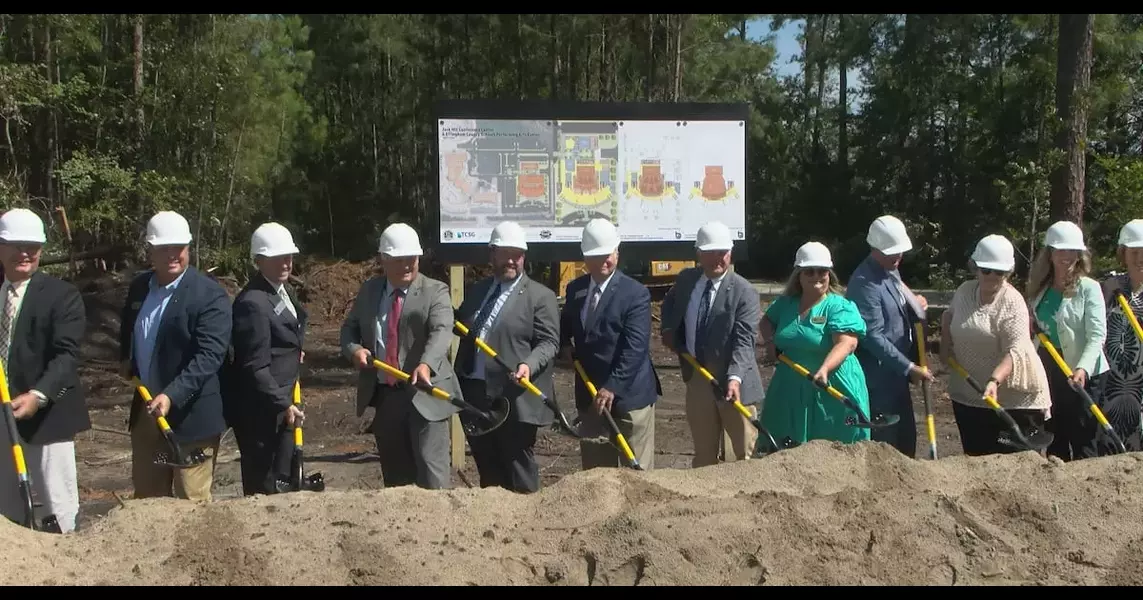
[
  {"xmin": 455, "ymin": 273, "xmax": 558, "ymax": 427},
  {"xmin": 225, "ymin": 274, "xmax": 307, "ymax": 428},
  {"xmin": 119, "ymin": 266, "xmax": 232, "ymax": 443},
  {"xmin": 559, "ymin": 270, "xmax": 661, "ymax": 414},
  {"xmin": 2, "ymin": 270, "xmax": 90, "ymax": 445}
]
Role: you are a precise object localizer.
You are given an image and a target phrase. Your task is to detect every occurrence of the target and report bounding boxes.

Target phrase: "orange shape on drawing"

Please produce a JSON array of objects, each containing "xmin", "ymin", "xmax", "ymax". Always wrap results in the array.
[{"xmin": 701, "ymin": 166, "xmax": 726, "ymax": 199}]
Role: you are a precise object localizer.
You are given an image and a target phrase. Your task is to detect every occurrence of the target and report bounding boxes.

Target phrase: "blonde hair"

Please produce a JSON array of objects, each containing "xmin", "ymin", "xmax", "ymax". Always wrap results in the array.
[
  {"xmin": 783, "ymin": 267, "xmax": 844, "ymax": 297},
  {"xmin": 1025, "ymin": 245, "xmax": 1092, "ymax": 299}
]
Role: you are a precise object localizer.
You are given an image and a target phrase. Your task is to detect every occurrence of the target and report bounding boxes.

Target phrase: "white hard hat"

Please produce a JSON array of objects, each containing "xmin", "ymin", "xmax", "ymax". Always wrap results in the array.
[
  {"xmin": 794, "ymin": 241, "xmax": 833, "ymax": 268},
  {"xmin": 695, "ymin": 221, "xmax": 733, "ymax": 252},
  {"xmin": 971, "ymin": 234, "xmax": 1016, "ymax": 272},
  {"xmin": 250, "ymin": 222, "xmax": 300, "ymax": 260},
  {"xmin": 378, "ymin": 222, "xmax": 423, "ymax": 257},
  {"xmin": 0, "ymin": 208, "xmax": 46, "ymax": 244},
  {"xmin": 1119, "ymin": 219, "xmax": 1143, "ymax": 248},
  {"xmin": 489, "ymin": 221, "xmax": 528, "ymax": 250},
  {"xmin": 580, "ymin": 219, "xmax": 619, "ymax": 257},
  {"xmin": 866, "ymin": 215, "xmax": 912, "ymax": 255},
  {"xmin": 1044, "ymin": 220, "xmax": 1086, "ymax": 251},
  {"xmin": 145, "ymin": 211, "xmax": 193, "ymax": 246}
]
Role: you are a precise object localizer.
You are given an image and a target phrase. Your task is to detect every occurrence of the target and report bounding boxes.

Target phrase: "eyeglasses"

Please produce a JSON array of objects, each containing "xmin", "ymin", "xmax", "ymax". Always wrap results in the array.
[
  {"xmin": 978, "ymin": 268, "xmax": 1006, "ymax": 276},
  {"xmin": 800, "ymin": 268, "xmax": 829, "ymax": 276}
]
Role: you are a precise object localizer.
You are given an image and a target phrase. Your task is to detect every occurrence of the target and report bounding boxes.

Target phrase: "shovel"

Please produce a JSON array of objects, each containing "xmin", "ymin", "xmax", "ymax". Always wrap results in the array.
[
  {"xmin": 1031, "ymin": 323, "xmax": 1128, "ymax": 454},
  {"xmin": 945, "ymin": 357, "xmax": 1053, "ymax": 452},
  {"xmin": 453, "ymin": 320, "xmax": 581, "ymax": 439},
  {"xmin": 914, "ymin": 323, "xmax": 939, "ymax": 459},
  {"xmin": 274, "ymin": 381, "xmax": 325, "ymax": 493},
  {"xmin": 678, "ymin": 352, "xmax": 798, "ymax": 457},
  {"xmin": 1112, "ymin": 288, "xmax": 1143, "ymax": 344},
  {"xmin": 776, "ymin": 353, "xmax": 901, "ymax": 429},
  {"xmin": 0, "ymin": 363, "xmax": 61, "ymax": 533},
  {"xmin": 571, "ymin": 359, "xmax": 644, "ymax": 470},
  {"xmin": 370, "ymin": 359, "xmax": 509, "ymax": 437},
  {"xmin": 130, "ymin": 378, "xmax": 211, "ymax": 469}
]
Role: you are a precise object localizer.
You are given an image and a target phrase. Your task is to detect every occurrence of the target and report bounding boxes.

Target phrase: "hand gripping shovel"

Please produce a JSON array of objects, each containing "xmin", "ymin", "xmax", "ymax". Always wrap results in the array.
[
  {"xmin": 0, "ymin": 363, "xmax": 60, "ymax": 533},
  {"xmin": 453, "ymin": 320, "xmax": 581, "ymax": 439},
  {"xmin": 914, "ymin": 323, "xmax": 939, "ymax": 459},
  {"xmin": 571, "ymin": 359, "xmax": 644, "ymax": 470},
  {"xmin": 776, "ymin": 353, "xmax": 901, "ymax": 429},
  {"xmin": 945, "ymin": 357, "xmax": 1053, "ymax": 452},
  {"xmin": 370, "ymin": 359, "xmax": 509, "ymax": 437},
  {"xmin": 274, "ymin": 381, "xmax": 325, "ymax": 493},
  {"xmin": 678, "ymin": 352, "xmax": 798, "ymax": 457},
  {"xmin": 1031, "ymin": 323, "xmax": 1128, "ymax": 454},
  {"xmin": 130, "ymin": 379, "xmax": 210, "ymax": 469}
]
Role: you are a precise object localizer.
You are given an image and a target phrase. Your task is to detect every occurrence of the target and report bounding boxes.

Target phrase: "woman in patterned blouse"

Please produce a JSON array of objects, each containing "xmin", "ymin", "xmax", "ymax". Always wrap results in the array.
[{"xmin": 1096, "ymin": 220, "xmax": 1143, "ymax": 453}]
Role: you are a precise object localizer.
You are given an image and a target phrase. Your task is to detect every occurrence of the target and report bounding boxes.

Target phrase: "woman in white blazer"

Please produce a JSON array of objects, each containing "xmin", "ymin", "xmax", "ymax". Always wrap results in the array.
[{"xmin": 1025, "ymin": 220, "xmax": 1109, "ymax": 462}]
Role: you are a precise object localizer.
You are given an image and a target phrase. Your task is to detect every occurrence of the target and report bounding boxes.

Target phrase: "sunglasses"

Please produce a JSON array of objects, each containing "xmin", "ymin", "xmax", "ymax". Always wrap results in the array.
[
  {"xmin": 978, "ymin": 268, "xmax": 1006, "ymax": 276},
  {"xmin": 800, "ymin": 268, "xmax": 830, "ymax": 276}
]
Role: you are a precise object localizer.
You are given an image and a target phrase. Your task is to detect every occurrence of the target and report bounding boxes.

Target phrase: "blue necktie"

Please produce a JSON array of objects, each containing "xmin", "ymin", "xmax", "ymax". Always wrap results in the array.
[{"xmin": 695, "ymin": 279, "xmax": 713, "ymax": 364}]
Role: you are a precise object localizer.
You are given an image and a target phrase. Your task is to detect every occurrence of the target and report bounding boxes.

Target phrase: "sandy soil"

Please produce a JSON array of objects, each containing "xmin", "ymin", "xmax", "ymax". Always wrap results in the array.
[
  {"xmin": 5, "ymin": 441, "xmax": 1143, "ymax": 586},
  {"xmin": 6, "ymin": 260, "xmax": 1075, "ymax": 586}
]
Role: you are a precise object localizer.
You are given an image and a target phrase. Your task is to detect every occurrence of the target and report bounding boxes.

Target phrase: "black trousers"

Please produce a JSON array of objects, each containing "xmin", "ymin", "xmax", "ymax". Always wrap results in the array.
[
  {"xmin": 459, "ymin": 378, "xmax": 541, "ymax": 494},
  {"xmin": 233, "ymin": 413, "xmax": 294, "ymax": 496},
  {"xmin": 951, "ymin": 401, "xmax": 1046, "ymax": 456},
  {"xmin": 1039, "ymin": 346, "xmax": 1103, "ymax": 462}
]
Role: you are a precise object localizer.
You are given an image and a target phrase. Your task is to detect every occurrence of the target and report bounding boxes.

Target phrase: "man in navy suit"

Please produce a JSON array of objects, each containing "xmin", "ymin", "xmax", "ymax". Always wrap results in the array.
[
  {"xmin": 846, "ymin": 215, "xmax": 934, "ymax": 458},
  {"xmin": 559, "ymin": 219, "xmax": 660, "ymax": 470},
  {"xmin": 119, "ymin": 211, "xmax": 233, "ymax": 501}
]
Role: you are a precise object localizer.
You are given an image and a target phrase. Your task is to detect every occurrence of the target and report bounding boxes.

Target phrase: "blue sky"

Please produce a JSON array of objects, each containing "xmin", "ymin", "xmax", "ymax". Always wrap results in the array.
[{"xmin": 746, "ymin": 16, "xmax": 866, "ymax": 108}]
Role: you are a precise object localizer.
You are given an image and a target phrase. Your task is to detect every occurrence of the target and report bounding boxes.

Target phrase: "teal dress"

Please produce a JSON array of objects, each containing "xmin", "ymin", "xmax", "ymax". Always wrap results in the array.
[{"xmin": 762, "ymin": 293, "xmax": 872, "ymax": 444}]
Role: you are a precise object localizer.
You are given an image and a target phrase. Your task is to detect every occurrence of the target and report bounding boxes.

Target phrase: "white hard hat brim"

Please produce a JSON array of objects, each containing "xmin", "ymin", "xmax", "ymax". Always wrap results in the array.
[
  {"xmin": 0, "ymin": 234, "xmax": 46, "ymax": 244},
  {"xmin": 974, "ymin": 260, "xmax": 1014, "ymax": 271},
  {"xmin": 381, "ymin": 248, "xmax": 423, "ymax": 258},
  {"xmin": 148, "ymin": 235, "xmax": 193, "ymax": 246},
  {"xmin": 696, "ymin": 242, "xmax": 733, "ymax": 252},
  {"xmin": 795, "ymin": 260, "xmax": 833, "ymax": 269},
  {"xmin": 875, "ymin": 240, "xmax": 912, "ymax": 255},
  {"xmin": 254, "ymin": 243, "xmax": 301, "ymax": 258},
  {"xmin": 1121, "ymin": 240, "xmax": 1143, "ymax": 248},
  {"xmin": 1047, "ymin": 241, "xmax": 1086, "ymax": 251},
  {"xmin": 491, "ymin": 241, "xmax": 528, "ymax": 250}
]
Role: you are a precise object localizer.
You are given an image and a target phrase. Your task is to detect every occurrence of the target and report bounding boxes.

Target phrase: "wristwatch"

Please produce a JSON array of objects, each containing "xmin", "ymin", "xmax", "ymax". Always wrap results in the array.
[{"xmin": 31, "ymin": 389, "xmax": 49, "ymax": 408}]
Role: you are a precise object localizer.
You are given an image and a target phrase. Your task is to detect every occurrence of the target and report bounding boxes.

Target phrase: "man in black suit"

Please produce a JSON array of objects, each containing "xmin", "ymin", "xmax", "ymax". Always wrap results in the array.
[
  {"xmin": 119, "ymin": 210, "xmax": 232, "ymax": 502},
  {"xmin": 226, "ymin": 222, "xmax": 307, "ymax": 495},
  {"xmin": 454, "ymin": 221, "xmax": 558, "ymax": 494},
  {"xmin": 0, "ymin": 208, "xmax": 89, "ymax": 533}
]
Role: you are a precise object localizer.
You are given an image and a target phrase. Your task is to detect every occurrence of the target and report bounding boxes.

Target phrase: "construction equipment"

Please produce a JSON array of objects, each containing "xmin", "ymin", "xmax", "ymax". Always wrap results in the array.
[
  {"xmin": 130, "ymin": 378, "xmax": 211, "ymax": 469},
  {"xmin": 452, "ymin": 320, "xmax": 581, "ymax": 439},
  {"xmin": 678, "ymin": 352, "xmax": 797, "ymax": 457},
  {"xmin": 0, "ymin": 363, "xmax": 61, "ymax": 533},
  {"xmin": 274, "ymin": 381, "xmax": 325, "ymax": 493},
  {"xmin": 370, "ymin": 359, "xmax": 509, "ymax": 437}
]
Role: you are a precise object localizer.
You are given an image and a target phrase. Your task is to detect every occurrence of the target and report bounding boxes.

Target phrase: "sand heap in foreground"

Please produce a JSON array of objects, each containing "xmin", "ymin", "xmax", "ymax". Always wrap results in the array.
[{"xmin": 4, "ymin": 440, "xmax": 1143, "ymax": 586}]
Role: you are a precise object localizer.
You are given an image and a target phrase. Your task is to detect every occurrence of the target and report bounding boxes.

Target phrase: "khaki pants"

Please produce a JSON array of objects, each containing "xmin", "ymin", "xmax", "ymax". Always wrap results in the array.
[
  {"xmin": 685, "ymin": 375, "xmax": 757, "ymax": 468},
  {"xmin": 131, "ymin": 409, "xmax": 220, "ymax": 502},
  {"xmin": 578, "ymin": 403, "xmax": 655, "ymax": 470}
]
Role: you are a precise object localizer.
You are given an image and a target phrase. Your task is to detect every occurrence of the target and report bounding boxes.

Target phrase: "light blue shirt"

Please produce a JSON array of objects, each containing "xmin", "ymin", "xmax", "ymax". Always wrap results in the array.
[
  {"xmin": 133, "ymin": 270, "xmax": 187, "ymax": 392},
  {"xmin": 473, "ymin": 274, "xmax": 523, "ymax": 377}
]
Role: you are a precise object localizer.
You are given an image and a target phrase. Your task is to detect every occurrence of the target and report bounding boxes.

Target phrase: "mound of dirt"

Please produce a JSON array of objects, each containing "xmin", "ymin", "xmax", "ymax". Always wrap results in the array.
[
  {"xmin": 295, "ymin": 259, "xmax": 377, "ymax": 325},
  {"xmin": 5, "ymin": 441, "xmax": 1143, "ymax": 586}
]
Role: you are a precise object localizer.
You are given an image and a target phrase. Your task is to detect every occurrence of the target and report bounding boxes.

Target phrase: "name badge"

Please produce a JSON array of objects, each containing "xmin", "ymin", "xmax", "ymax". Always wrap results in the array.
[
  {"xmin": 274, "ymin": 299, "xmax": 288, "ymax": 316},
  {"xmin": 811, "ymin": 316, "xmax": 826, "ymax": 325}
]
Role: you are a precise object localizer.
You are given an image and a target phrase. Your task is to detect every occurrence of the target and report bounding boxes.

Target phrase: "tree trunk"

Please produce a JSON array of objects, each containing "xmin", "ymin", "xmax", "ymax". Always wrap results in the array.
[{"xmin": 1049, "ymin": 14, "xmax": 1094, "ymax": 225}]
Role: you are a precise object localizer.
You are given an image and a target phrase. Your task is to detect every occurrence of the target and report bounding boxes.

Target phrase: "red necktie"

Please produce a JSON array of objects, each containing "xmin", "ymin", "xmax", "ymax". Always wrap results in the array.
[{"xmin": 385, "ymin": 289, "xmax": 404, "ymax": 385}]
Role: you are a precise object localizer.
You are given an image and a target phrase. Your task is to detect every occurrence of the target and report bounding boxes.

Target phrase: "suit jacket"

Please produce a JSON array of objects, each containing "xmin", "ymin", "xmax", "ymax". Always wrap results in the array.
[
  {"xmin": 225, "ymin": 274, "xmax": 308, "ymax": 428},
  {"xmin": 340, "ymin": 273, "xmax": 461, "ymax": 422},
  {"xmin": 119, "ymin": 266, "xmax": 233, "ymax": 443},
  {"xmin": 845, "ymin": 255, "xmax": 920, "ymax": 391},
  {"xmin": 559, "ymin": 270, "xmax": 661, "ymax": 414},
  {"xmin": 2, "ymin": 270, "xmax": 90, "ymax": 445},
  {"xmin": 455, "ymin": 273, "xmax": 558, "ymax": 426},
  {"xmin": 660, "ymin": 267, "xmax": 765, "ymax": 405}
]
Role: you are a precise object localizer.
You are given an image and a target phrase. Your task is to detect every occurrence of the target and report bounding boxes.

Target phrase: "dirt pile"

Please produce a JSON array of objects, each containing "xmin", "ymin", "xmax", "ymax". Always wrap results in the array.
[
  {"xmin": 296, "ymin": 259, "xmax": 377, "ymax": 325},
  {"xmin": 6, "ymin": 441, "xmax": 1143, "ymax": 586}
]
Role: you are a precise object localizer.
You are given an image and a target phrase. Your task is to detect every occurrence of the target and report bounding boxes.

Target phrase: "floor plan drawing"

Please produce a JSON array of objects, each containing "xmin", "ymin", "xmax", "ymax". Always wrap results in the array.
[{"xmin": 553, "ymin": 120, "xmax": 620, "ymax": 227}]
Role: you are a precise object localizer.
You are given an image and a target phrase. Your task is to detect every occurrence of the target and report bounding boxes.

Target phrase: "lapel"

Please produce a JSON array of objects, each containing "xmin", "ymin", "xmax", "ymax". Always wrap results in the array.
[
  {"xmin": 252, "ymin": 274, "xmax": 300, "ymax": 338},
  {"xmin": 495, "ymin": 274, "xmax": 528, "ymax": 331},
  {"xmin": 706, "ymin": 271, "xmax": 733, "ymax": 338},
  {"xmin": 399, "ymin": 274, "xmax": 425, "ymax": 350},
  {"xmin": 465, "ymin": 276, "xmax": 495, "ymax": 322},
  {"xmin": 361, "ymin": 277, "xmax": 383, "ymax": 350},
  {"xmin": 150, "ymin": 266, "xmax": 193, "ymax": 378},
  {"xmin": 675, "ymin": 269, "xmax": 699, "ymax": 330},
  {"xmin": 585, "ymin": 270, "xmax": 622, "ymax": 333},
  {"xmin": 10, "ymin": 271, "xmax": 44, "ymax": 352}
]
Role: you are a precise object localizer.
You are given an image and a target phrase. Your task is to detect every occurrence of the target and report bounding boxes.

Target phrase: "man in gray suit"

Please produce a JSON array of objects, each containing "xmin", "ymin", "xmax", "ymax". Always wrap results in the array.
[
  {"xmin": 454, "ymin": 221, "xmax": 558, "ymax": 493},
  {"xmin": 660, "ymin": 221, "xmax": 764, "ymax": 467},
  {"xmin": 340, "ymin": 222, "xmax": 461, "ymax": 489}
]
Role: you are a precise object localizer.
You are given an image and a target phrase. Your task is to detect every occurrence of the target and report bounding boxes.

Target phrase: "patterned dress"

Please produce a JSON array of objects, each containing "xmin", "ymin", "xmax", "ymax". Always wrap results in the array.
[{"xmin": 1096, "ymin": 274, "xmax": 1143, "ymax": 452}]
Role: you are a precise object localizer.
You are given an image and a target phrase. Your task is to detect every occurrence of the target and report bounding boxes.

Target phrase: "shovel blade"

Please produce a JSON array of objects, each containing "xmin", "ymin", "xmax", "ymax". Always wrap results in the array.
[
  {"xmin": 459, "ymin": 396, "xmax": 511, "ymax": 437},
  {"xmin": 845, "ymin": 412, "xmax": 900, "ymax": 429},
  {"xmin": 998, "ymin": 428, "xmax": 1054, "ymax": 452},
  {"xmin": 153, "ymin": 448, "xmax": 209, "ymax": 469}
]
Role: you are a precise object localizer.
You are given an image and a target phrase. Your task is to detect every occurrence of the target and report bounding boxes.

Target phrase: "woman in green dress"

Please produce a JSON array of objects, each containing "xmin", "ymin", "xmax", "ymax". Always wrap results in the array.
[{"xmin": 759, "ymin": 241, "xmax": 872, "ymax": 444}]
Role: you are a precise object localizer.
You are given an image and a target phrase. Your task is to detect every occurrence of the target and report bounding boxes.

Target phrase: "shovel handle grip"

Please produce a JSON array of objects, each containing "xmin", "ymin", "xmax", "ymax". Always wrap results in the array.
[
  {"xmin": 455, "ymin": 320, "xmax": 545, "ymax": 397},
  {"xmin": 1114, "ymin": 289, "xmax": 1143, "ymax": 343},
  {"xmin": 371, "ymin": 359, "xmax": 452, "ymax": 401},
  {"xmin": 131, "ymin": 377, "xmax": 176, "ymax": 434},
  {"xmin": 947, "ymin": 358, "xmax": 1004, "ymax": 411},
  {"xmin": 293, "ymin": 381, "xmax": 303, "ymax": 447},
  {"xmin": 0, "ymin": 365, "xmax": 30, "ymax": 477}
]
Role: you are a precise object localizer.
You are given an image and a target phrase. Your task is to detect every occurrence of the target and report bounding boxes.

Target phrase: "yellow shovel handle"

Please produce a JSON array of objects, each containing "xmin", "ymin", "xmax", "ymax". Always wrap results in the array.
[
  {"xmin": 131, "ymin": 377, "xmax": 176, "ymax": 434},
  {"xmin": 371, "ymin": 359, "xmax": 452, "ymax": 401},
  {"xmin": 455, "ymin": 320, "xmax": 545, "ymax": 397},
  {"xmin": 1115, "ymin": 292, "xmax": 1143, "ymax": 343},
  {"xmin": 0, "ymin": 364, "xmax": 29, "ymax": 477},
  {"xmin": 572, "ymin": 360, "xmax": 638, "ymax": 463},
  {"xmin": 293, "ymin": 381, "xmax": 303, "ymax": 446}
]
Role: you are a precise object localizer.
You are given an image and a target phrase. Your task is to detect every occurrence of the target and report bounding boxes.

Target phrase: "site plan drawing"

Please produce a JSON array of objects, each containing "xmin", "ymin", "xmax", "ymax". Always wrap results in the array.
[{"xmin": 437, "ymin": 116, "xmax": 746, "ymax": 245}]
